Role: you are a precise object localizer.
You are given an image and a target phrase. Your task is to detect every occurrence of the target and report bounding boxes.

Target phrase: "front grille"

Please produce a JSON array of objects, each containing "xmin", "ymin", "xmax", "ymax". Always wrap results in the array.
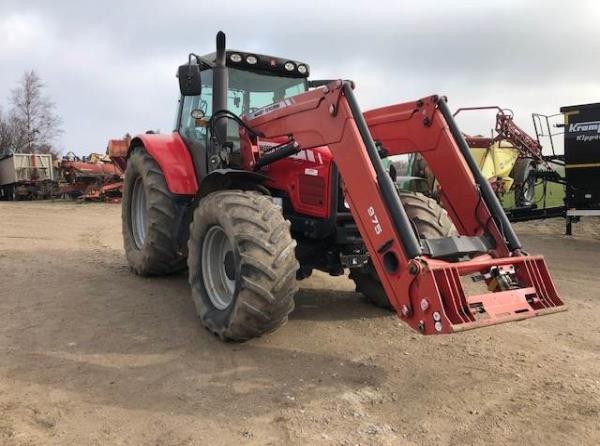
[{"xmin": 299, "ymin": 174, "xmax": 325, "ymax": 206}]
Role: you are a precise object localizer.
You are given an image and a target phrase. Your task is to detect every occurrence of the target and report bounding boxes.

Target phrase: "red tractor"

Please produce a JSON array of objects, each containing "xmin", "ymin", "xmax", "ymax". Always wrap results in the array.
[{"xmin": 114, "ymin": 32, "xmax": 564, "ymax": 341}]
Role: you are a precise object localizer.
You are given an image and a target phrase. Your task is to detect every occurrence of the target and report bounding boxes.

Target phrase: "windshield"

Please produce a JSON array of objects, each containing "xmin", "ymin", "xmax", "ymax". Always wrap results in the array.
[
  {"xmin": 178, "ymin": 68, "xmax": 306, "ymax": 147},
  {"xmin": 199, "ymin": 68, "xmax": 306, "ymax": 117}
]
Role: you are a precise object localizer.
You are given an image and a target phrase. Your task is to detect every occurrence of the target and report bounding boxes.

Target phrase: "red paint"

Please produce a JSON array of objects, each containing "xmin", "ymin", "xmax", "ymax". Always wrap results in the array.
[
  {"xmin": 61, "ymin": 161, "xmax": 120, "ymax": 177},
  {"xmin": 241, "ymin": 81, "xmax": 564, "ymax": 335},
  {"xmin": 262, "ymin": 146, "xmax": 333, "ymax": 218},
  {"xmin": 133, "ymin": 132, "xmax": 198, "ymax": 195},
  {"xmin": 107, "ymin": 139, "xmax": 130, "ymax": 172},
  {"xmin": 454, "ymin": 106, "xmax": 545, "ymax": 163}
]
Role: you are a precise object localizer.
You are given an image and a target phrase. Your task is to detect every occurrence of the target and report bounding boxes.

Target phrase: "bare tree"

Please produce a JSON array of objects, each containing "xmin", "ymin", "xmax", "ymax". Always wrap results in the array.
[
  {"xmin": 0, "ymin": 106, "xmax": 12, "ymax": 156},
  {"xmin": 9, "ymin": 70, "xmax": 63, "ymax": 154}
]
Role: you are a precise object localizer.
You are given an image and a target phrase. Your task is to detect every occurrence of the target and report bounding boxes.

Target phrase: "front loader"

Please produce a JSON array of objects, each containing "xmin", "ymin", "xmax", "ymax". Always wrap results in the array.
[{"xmin": 114, "ymin": 32, "xmax": 565, "ymax": 341}]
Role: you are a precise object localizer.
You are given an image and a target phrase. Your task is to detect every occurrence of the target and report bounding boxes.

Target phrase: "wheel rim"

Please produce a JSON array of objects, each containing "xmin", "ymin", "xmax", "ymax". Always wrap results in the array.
[
  {"xmin": 131, "ymin": 176, "xmax": 147, "ymax": 249},
  {"xmin": 522, "ymin": 167, "xmax": 536, "ymax": 203},
  {"xmin": 201, "ymin": 225, "xmax": 236, "ymax": 310}
]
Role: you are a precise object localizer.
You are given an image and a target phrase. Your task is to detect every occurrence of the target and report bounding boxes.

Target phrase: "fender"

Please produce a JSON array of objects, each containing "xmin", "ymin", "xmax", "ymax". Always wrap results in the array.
[
  {"xmin": 511, "ymin": 157, "xmax": 536, "ymax": 186},
  {"xmin": 129, "ymin": 132, "xmax": 198, "ymax": 195},
  {"xmin": 198, "ymin": 169, "xmax": 270, "ymax": 198}
]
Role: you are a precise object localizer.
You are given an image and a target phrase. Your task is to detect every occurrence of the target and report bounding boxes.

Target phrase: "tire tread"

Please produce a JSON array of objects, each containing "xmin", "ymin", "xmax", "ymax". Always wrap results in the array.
[{"xmin": 188, "ymin": 190, "xmax": 298, "ymax": 341}]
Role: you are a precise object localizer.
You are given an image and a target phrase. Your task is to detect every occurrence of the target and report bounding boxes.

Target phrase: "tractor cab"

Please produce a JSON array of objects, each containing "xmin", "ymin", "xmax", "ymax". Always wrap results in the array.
[{"xmin": 176, "ymin": 43, "xmax": 309, "ymax": 175}]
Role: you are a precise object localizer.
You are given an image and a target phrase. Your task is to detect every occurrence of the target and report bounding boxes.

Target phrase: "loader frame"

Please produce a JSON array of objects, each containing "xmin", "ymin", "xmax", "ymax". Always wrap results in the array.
[{"xmin": 241, "ymin": 81, "xmax": 564, "ymax": 334}]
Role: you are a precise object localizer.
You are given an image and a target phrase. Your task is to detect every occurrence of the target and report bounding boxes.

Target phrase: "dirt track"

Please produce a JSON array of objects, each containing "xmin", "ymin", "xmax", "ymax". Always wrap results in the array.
[{"xmin": 0, "ymin": 201, "xmax": 599, "ymax": 445}]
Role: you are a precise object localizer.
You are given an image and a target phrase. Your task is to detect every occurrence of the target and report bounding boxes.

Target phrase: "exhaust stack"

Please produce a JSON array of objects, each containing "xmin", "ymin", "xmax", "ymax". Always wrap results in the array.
[{"xmin": 212, "ymin": 31, "xmax": 228, "ymax": 157}]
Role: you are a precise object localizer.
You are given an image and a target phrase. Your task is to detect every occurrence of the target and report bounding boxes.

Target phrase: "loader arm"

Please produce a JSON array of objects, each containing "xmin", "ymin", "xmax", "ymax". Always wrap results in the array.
[{"xmin": 241, "ymin": 81, "xmax": 565, "ymax": 335}]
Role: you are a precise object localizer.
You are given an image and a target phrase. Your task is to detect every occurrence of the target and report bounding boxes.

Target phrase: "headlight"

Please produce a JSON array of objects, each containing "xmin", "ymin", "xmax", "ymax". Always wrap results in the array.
[
  {"xmin": 246, "ymin": 55, "xmax": 258, "ymax": 65},
  {"xmin": 297, "ymin": 64, "xmax": 307, "ymax": 74},
  {"xmin": 284, "ymin": 62, "xmax": 295, "ymax": 71},
  {"xmin": 229, "ymin": 53, "xmax": 242, "ymax": 63}
]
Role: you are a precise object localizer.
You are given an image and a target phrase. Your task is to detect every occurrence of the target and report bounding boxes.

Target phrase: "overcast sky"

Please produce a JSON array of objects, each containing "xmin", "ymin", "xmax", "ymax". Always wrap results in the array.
[{"xmin": 1, "ymin": 0, "xmax": 599, "ymax": 155}]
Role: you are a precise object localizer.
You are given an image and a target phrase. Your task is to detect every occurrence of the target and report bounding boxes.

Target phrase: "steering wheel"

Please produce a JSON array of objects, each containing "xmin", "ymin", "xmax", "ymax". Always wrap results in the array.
[{"xmin": 199, "ymin": 99, "xmax": 208, "ymax": 114}]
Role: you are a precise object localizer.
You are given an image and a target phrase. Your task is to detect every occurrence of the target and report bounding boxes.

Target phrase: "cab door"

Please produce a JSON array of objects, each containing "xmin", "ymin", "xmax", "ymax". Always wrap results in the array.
[{"xmin": 176, "ymin": 71, "xmax": 213, "ymax": 179}]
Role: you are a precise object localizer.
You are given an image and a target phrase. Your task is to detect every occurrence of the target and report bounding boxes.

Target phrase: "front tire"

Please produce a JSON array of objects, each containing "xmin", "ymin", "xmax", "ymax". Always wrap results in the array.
[
  {"xmin": 350, "ymin": 191, "xmax": 456, "ymax": 309},
  {"xmin": 122, "ymin": 147, "xmax": 187, "ymax": 276},
  {"xmin": 188, "ymin": 190, "xmax": 299, "ymax": 341}
]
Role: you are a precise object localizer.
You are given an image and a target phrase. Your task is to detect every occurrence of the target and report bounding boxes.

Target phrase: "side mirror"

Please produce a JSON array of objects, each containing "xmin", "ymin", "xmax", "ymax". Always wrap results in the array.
[{"xmin": 178, "ymin": 63, "xmax": 202, "ymax": 96}]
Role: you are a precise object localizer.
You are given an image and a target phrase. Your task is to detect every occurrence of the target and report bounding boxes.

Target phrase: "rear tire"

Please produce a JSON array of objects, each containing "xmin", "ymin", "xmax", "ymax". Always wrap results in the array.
[
  {"xmin": 122, "ymin": 147, "xmax": 187, "ymax": 276},
  {"xmin": 350, "ymin": 191, "xmax": 455, "ymax": 309},
  {"xmin": 188, "ymin": 190, "xmax": 299, "ymax": 341}
]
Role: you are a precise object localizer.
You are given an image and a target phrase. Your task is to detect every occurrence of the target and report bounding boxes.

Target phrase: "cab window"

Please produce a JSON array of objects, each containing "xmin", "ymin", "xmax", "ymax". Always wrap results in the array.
[{"xmin": 178, "ymin": 68, "xmax": 306, "ymax": 145}]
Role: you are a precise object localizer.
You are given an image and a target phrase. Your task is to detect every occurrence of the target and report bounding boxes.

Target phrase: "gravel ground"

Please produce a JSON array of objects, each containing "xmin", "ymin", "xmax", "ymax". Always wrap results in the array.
[{"xmin": 0, "ymin": 201, "xmax": 598, "ymax": 445}]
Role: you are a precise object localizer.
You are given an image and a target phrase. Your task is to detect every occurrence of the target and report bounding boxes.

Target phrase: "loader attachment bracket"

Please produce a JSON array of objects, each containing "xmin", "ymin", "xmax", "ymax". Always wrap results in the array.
[{"xmin": 424, "ymin": 255, "xmax": 566, "ymax": 334}]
